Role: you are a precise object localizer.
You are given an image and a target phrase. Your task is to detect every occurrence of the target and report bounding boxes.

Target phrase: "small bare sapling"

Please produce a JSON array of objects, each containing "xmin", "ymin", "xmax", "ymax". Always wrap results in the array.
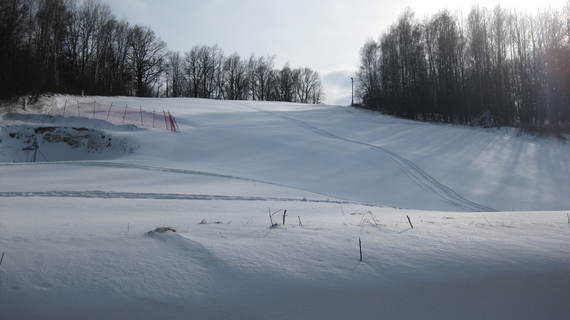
[
  {"xmin": 358, "ymin": 237, "xmax": 363, "ymax": 262},
  {"xmin": 407, "ymin": 215, "xmax": 414, "ymax": 229},
  {"xmin": 269, "ymin": 208, "xmax": 282, "ymax": 228}
]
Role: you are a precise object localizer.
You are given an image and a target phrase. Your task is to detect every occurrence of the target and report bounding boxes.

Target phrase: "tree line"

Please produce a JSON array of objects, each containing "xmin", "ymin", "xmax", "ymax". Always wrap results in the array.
[
  {"xmin": 357, "ymin": 4, "xmax": 570, "ymax": 131},
  {"xmin": 165, "ymin": 47, "xmax": 323, "ymax": 104},
  {"xmin": 0, "ymin": 0, "xmax": 323, "ymax": 104}
]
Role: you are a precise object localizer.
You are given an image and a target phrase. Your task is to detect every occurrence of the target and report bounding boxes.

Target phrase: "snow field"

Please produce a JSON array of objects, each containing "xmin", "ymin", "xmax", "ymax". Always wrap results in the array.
[
  {"xmin": 1, "ymin": 95, "xmax": 570, "ymax": 319},
  {"xmin": 0, "ymin": 197, "xmax": 569, "ymax": 319}
]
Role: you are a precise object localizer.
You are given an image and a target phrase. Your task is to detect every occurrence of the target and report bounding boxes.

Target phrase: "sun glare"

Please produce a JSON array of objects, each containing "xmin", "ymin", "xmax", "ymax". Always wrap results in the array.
[{"xmin": 410, "ymin": 0, "xmax": 568, "ymax": 15}]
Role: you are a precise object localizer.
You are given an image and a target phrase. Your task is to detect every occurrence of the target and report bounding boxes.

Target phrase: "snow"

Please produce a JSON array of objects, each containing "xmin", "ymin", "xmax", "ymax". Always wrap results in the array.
[{"xmin": 0, "ymin": 95, "xmax": 569, "ymax": 319}]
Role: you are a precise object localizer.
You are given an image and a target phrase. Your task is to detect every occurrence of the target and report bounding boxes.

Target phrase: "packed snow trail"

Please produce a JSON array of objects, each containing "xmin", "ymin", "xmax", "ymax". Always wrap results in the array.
[
  {"xmin": 236, "ymin": 102, "xmax": 497, "ymax": 212},
  {"xmin": 0, "ymin": 161, "xmax": 281, "ymax": 184},
  {"xmin": 0, "ymin": 161, "xmax": 348, "ymax": 202},
  {"xmin": 0, "ymin": 190, "xmax": 369, "ymax": 205}
]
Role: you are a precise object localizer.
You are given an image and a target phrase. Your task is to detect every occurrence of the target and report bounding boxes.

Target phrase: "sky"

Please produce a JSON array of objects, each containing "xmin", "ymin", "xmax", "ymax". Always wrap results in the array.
[{"xmin": 107, "ymin": 0, "xmax": 568, "ymax": 105}]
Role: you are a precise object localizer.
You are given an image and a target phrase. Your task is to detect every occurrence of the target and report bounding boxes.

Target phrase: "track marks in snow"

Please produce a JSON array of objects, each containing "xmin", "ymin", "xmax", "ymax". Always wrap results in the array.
[
  {"xmin": 0, "ymin": 190, "xmax": 366, "ymax": 205},
  {"xmin": 0, "ymin": 160, "xmax": 311, "ymax": 191},
  {"xmin": 0, "ymin": 161, "xmax": 268, "ymax": 183},
  {"xmin": 238, "ymin": 103, "xmax": 497, "ymax": 212},
  {"xmin": 0, "ymin": 161, "xmax": 349, "ymax": 202}
]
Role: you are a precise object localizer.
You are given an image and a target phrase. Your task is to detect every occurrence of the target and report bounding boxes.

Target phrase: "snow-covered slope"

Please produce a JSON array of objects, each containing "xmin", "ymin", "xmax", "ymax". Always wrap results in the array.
[
  {"xmin": 4, "ymin": 95, "xmax": 570, "ymax": 211},
  {"xmin": 0, "ymin": 96, "xmax": 569, "ymax": 319}
]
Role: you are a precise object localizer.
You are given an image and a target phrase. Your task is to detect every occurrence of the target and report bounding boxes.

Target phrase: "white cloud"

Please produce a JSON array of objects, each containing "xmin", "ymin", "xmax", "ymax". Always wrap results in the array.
[{"xmin": 322, "ymin": 68, "xmax": 357, "ymax": 106}]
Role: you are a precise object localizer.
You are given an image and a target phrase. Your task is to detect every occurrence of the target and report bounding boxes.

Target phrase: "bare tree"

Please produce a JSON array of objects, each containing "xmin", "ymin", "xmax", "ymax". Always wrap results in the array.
[
  {"xmin": 357, "ymin": 4, "xmax": 570, "ymax": 131},
  {"xmin": 223, "ymin": 53, "xmax": 248, "ymax": 100},
  {"xmin": 253, "ymin": 56, "xmax": 275, "ymax": 101},
  {"xmin": 128, "ymin": 25, "xmax": 166, "ymax": 97},
  {"xmin": 166, "ymin": 51, "xmax": 184, "ymax": 97},
  {"xmin": 0, "ymin": 3, "xmax": 326, "ymax": 104},
  {"xmin": 278, "ymin": 64, "xmax": 295, "ymax": 102},
  {"xmin": 294, "ymin": 68, "xmax": 323, "ymax": 104},
  {"xmin": 357, "ymin": 39, "xmax": 382, "ymax": 108}
]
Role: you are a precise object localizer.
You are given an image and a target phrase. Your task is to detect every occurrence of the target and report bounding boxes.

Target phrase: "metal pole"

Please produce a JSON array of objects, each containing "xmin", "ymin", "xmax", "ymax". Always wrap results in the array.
[
  {"xmin": 351, "ymin": 77, "xmax": 354, "ymax": 106},
  {"xmin": 163, "ymin": 109, "xmax": 168, "ymax": 130},
  {"xmin": 123, "ymin": 105, "xmax": 128, "ymax": 123},
  {"xmin": 32, "ymin": 138, "xmax": 38, "ymax": 163}
]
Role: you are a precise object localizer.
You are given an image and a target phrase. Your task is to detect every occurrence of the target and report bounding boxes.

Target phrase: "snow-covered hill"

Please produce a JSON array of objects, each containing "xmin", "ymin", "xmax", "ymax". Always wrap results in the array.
[
  {"xmin": 5, "ymin": 95, "xmax": 570, "ymax": 211},
  {"xmin": 0, "ymin": 96, "xmax": 569, "ymax": 319}
]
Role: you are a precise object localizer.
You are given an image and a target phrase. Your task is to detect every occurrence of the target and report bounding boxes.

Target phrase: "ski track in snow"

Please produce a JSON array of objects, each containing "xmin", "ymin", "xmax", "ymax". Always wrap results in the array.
[
  {"xmin": 0, "ymin": 190, "xmax": 368, "ymax": 205},
  {"xmin": 235, "ymin": 102, "xmax": 497, "ymax": 212},
  {"xmin": 0, "ymin": 161, "xmax": 355, "ymax": 203}
]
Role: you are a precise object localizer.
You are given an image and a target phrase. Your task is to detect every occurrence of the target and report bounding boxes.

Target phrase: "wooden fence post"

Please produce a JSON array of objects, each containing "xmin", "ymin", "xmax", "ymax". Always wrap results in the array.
[
  {"xmin": 168, "ymin": 111, "xmax": 176, "ymax": 132},
  {"xmin": 106, "ymin": 103, "xmax": 113, "ymax": 120},
  {"xmin": 123, "ymin": 105, "xmax": 128, "ymax": 123},
  {"xmin": 172, "ymin": 114, "xmax": 180, "ymax": 131},
  {"xmin": 163, "ymin": 109, "xmax": 169, "ymax": 130},
  {"xmin": 269, "ymin": 208, "xmax": 274, "ymax": 227}
]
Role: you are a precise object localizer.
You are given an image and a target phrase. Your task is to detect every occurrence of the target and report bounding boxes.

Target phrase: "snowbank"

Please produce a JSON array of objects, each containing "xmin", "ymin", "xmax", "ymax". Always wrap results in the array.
[
  {"xmin": 0, "ymin": 198, "xmax": 568, "ymax": 319},
  {"xmin": 0, "ymin": 114, "xmax": 137, "ymax": 162}
]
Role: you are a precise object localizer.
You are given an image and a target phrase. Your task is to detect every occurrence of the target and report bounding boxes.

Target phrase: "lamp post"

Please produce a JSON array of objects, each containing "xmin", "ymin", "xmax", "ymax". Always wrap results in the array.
[{"xmin": 350, "ymin": 77, "xmax": 354, "ymax": 106}]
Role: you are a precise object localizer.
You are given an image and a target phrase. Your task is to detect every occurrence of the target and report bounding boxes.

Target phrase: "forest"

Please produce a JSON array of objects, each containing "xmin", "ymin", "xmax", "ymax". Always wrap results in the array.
[
  {"xmin": 357, "ymin": 4, "xmax": 570, "ymax": 131},
  {"xmin": 0, "ymin": 0, "xmax": 323, "ymax": 104}
]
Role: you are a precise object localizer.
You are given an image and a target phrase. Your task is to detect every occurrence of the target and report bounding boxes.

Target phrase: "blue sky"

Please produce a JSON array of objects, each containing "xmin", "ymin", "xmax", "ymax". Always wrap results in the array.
[{"xmin": 108, "ymin": 0, "xmax": 567, "ymax": 105}]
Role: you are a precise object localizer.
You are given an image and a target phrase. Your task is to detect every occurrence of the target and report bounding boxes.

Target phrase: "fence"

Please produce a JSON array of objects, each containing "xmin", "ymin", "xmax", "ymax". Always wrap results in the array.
[{"xmin": 48, "ymin": 99, "xmax": 180, "ymax": 132}]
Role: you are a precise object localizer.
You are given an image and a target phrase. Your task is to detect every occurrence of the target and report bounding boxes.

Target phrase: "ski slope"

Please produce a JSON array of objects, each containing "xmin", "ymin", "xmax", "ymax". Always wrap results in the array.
[
  {"xmin": 4, "ymin": 95, "xmax": 570, "ymax": 211},
  {"xmin": 1, "ymin": 96, "xmax": 569, "ymax": 319}
]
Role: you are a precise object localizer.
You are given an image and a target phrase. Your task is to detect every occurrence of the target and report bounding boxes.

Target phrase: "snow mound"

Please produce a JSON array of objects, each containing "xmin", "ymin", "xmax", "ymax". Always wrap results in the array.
[
  {"xmin": 0, "ymin": 124, "xmax": 136, "ymax": 162},
  {"xmin": 146, "ymin": 226, "xmax": 177, "ymax": 236},
  {"xmin": 3, "ymin": 112, "xmax": 141, "ymax": 132}
]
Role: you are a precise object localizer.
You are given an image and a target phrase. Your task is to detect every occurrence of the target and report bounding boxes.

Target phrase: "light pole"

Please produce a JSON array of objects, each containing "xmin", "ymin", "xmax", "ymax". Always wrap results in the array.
[{"xmin": 350, "ymin": 77, "xmax": 354, "ymax": 106}]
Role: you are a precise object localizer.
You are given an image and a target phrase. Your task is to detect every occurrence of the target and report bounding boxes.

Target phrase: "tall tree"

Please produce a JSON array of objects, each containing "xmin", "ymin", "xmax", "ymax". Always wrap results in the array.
[
  {"xmin": 128, "ymin": 25, "xmax": 166, "ymax": 97},
  {"xmin": 357, "ymin": 4, "xmax": 569, "ymax": 131}
]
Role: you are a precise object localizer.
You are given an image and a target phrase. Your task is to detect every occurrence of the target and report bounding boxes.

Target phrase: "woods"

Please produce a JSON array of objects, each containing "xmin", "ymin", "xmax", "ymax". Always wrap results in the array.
[
  {"xmin": 357, "ymin": 4, "xmax": 570, "ymax": 131},
  {"xmin": 166, "ymin": 47, "xmax": 323, "ymax": 103},
  {"xmin": 0, "ymin": 0, "xmax": 323, "ymax": 103}
]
